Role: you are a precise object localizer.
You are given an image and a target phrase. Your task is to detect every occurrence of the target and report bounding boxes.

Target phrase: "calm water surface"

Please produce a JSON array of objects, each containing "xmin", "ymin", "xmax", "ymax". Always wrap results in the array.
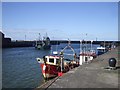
[{"xmin": 2, "ymin": 43, "xmax": 99, "ymax": 88}]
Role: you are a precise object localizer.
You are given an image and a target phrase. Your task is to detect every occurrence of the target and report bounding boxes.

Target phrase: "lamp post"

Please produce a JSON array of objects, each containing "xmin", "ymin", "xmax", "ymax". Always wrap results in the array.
[
  {"xmin": 39, "ymin": 33, "xmax": 40, "ymax": 41},
  {"xmin": 25, "ymin": 35, "xmax": 26, "ymax": 41},
  {"xmin": 91, "ymin": 40, "xmax": 93, "ymax": 51},
  {"xmin": 85, "ymin": 33, "xmax": 87, "ymax": 55}
]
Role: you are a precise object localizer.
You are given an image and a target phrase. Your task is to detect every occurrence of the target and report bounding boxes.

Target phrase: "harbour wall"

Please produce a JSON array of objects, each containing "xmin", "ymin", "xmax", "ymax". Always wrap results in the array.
[
  {"xmin": 1, "ymin": 31, "xmax": 119, "ymax": 48},
  {"xmin": 2, "ymin": 40, "xmax": 120, "ymax": 48}
]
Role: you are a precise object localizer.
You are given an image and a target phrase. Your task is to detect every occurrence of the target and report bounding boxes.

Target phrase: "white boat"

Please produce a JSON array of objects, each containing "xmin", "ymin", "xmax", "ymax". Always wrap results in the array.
[
  {"xmin": 79, "ymin": 40, "xmax": 97, "ymax": 65},
  {"xmin": 97, "ymin": 46, "xmax": 107, "ymax": 55}
]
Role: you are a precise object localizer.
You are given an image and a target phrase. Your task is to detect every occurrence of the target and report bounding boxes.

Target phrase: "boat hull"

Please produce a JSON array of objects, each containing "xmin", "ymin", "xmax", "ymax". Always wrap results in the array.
[
  {"xmin": 40, "ymin": 63, "xmax": 60, "ymax": 79},
  {"xmin": 43, "ymin": 45, "xmax": 51, "ymax": 50}
]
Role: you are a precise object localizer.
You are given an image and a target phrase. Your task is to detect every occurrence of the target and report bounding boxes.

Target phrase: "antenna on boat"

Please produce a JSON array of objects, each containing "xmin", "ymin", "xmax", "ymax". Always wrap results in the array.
[
  {"xmin": 80, "ymin": 40, "xmax": 82, "ymax": 53},
  {"xmin": 39, "ymin": 33, "xmax": 41, "ymax": 41}
]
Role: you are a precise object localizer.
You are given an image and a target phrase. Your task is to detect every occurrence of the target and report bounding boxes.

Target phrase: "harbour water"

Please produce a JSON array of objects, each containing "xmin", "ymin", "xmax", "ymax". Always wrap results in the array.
[{"xmin": 2, "ymin": 43, "xmax": 99, "ymax": 88}]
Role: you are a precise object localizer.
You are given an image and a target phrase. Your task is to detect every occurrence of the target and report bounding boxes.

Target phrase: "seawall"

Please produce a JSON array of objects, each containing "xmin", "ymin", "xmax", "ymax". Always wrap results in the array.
[{"xmin": 2, "ymin": 40, "xmax": 120, "ymax": 48}]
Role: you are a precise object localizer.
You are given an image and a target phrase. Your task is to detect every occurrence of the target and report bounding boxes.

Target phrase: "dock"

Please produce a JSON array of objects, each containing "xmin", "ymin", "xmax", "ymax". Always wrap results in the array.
[{"xmin": 36, "ymin": 47, "xmax": 119, "ymax": 89}]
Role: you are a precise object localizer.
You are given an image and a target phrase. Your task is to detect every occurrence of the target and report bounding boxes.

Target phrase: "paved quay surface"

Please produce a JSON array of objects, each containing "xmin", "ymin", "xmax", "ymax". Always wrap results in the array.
[{"xmin": 36, "ymin": 47, "xmax": 119, "ymax": 89}]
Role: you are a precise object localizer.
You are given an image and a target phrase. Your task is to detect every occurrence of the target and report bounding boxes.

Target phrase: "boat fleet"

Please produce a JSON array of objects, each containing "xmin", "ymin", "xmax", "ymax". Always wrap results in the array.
[
  {"xmin": 35, "ymin": 32, "xmax": 117, "ymax": 80},
  {"xmin": 36, "ymin": 40, "xmax": 110, "ymax": 79}
]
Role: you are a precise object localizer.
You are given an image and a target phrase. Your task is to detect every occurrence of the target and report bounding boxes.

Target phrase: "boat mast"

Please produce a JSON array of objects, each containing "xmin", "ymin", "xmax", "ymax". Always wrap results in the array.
[
  {"xmin": 39, "ymin": 33, "xmax": 40, "ymax": 41},
  {"xmin": 60, "ymin": 51, "xmax": 63, "ymax": 72},
  {"xmin": 80, "ymin": 40, "xmax": 83, "ymax": 65},
  {"xmin": 80, "ymin": 40, "xmax": 82, "ymax": 54}
]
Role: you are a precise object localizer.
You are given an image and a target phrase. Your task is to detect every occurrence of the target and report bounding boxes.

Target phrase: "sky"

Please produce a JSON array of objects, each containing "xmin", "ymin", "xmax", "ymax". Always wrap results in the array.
[{"xmin": 2, "ymin": 2, "xmax": 118, "ymax": 41}]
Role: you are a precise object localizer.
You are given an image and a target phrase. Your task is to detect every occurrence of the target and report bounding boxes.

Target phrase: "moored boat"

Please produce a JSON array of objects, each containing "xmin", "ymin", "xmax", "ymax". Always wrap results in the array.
[
  {"xmin": 37, "ymin": 55, "xmax": 61, "ymax": 79},
  {"xmin": 79, "ymin": 50, "xmax": 97, "ymax": 64},
  {"xmin": 36, "ymin": 40, "xmax": 98, "ymax": 79},
  {"xmin": 36, "ymin": 41, "xmax": 79, "ymax": 79},
  {"xmin": 36, "ymin": 54, "xmax": 73, "ymax": 79},
  {"xmin": 79, "ymin": 40, "xmax": 97, "ymax": 65},
  {"xmin": 97, "ymin": 46, "xmax": 108, "ymax": 55},
  {"xmin": 35, "ymin": 33, "xmax": 51, "ymax": 50}
]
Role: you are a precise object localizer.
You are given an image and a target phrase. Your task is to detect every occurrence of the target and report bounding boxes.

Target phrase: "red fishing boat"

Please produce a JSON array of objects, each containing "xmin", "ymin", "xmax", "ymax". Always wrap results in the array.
[
  {"xmin": 37, "ymin": 54, "xmax": 72, "ymax": 79},
  {"xmin": 37, "ymin": 55, "xmax": 61, "ymax": 79},
  {"xmin": 36, "ymin": 41, "xmax": 79, "ymax": 79}
]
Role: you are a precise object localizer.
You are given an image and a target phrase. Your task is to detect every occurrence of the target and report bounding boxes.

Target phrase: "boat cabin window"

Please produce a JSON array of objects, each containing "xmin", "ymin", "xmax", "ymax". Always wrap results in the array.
[
  {"xmin": 56, "ymin": 59, "xmax": 60, "ymax": 64},
  {"xmin": 49, "ymin": 58, "xmax": 54, "ymax": 63},
  {"xmin": 98, "ymin": 49, "xmax": 104, "ymax": 52}
]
